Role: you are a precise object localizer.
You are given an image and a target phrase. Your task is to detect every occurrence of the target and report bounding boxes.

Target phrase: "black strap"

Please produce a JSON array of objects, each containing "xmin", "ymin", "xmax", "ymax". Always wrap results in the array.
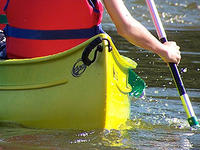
[
  {"xmin": 81, "ymin": 37, "xmax": 112, "ymax": 66},
  {"xmin": 81, "ymin": 37, "xmax": 103, "ymax": 66},
  {"xmin": 72, "ymin": 36, "xmax": 112, "ymax": 77}
]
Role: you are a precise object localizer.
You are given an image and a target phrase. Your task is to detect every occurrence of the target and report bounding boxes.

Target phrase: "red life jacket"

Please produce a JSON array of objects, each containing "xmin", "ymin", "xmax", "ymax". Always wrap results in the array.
[{"xmin": 4, "ymin": 0, "xmax": 104, "ymax": 58}]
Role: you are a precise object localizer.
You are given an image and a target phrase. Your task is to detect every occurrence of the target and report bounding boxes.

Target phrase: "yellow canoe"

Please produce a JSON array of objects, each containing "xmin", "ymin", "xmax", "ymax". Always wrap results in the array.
[{"xmin": 0, "ymin": 33, "xmax": 145, "ymax": 130}]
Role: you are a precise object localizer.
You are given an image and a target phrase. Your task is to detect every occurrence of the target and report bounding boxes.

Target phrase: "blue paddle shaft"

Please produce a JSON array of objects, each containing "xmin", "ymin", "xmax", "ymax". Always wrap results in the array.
[
  {"xmin": 160, "ymin": 38, "xmax": 186, "ymax": 96},
  {"xmin": 168, "ymin": 63, "xmax": 186, "ymax": 96}
]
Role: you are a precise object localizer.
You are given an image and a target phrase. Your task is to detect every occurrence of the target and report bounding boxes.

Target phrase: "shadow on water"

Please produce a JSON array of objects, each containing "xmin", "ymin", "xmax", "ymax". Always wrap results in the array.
[{"xmin": 107, "ymin": 29, "xmax": 200, "ymax": 101}]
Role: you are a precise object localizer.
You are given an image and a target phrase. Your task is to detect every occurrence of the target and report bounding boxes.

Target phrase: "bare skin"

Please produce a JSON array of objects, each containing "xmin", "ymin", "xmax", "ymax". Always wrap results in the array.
[{"xmin": 102, "ymin": 0, "xmax": 181, "ymax": 64}]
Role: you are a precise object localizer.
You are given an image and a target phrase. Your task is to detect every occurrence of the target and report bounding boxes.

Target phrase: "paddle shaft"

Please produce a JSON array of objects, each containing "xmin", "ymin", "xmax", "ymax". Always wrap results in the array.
[{"xmin": 146, "ymin": 0, "xmax": 199, "ymax": 127}]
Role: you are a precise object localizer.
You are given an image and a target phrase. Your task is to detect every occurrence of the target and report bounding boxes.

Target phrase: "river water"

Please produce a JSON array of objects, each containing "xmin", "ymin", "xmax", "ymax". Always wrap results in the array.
[{"xmin": 0, "ymin": 0, "xmax": 200, "ymax": 149}]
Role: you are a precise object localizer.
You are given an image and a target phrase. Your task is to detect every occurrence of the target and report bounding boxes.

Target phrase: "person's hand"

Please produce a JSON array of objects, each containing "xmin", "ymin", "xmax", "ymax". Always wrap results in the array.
[{"xmin": 159, "ymin": 41, "xmax": 181, "ymax": 65}]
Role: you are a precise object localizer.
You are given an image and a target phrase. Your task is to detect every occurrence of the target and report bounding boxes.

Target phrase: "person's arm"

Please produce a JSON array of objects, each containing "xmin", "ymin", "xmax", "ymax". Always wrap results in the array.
[{"xmin": 102, "ymin": 0, "xmax": 181, "ymax": 64}]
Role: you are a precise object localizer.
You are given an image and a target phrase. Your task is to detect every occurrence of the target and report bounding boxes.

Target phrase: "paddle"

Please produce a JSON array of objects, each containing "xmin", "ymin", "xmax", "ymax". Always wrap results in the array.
[{"xmin": 145, "ymin": 0, "xmax": 199, "ymax": 128}]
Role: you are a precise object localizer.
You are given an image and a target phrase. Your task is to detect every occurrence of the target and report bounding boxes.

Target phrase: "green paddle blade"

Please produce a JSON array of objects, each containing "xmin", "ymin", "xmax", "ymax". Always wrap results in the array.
[
  {"xmin": 188, "ymin": 116, "xmax": 199, "ymax": 127},
  {"xmin": 0, "ymin": 15, "xmax": 8, "ymax": 24},
  {"xmin": 128, "ymin": 69, "xmax": 146, "ymax": 98}
]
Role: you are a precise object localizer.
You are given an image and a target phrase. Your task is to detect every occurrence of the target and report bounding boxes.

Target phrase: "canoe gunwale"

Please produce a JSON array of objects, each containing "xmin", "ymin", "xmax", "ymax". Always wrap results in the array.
[
  {"xmin": 0, "ymin": 34, "xmax": 138, "ymax": 71},
  {"xmin": 0, "ymin": 34, "xmax": 105, "ymax": 65}
]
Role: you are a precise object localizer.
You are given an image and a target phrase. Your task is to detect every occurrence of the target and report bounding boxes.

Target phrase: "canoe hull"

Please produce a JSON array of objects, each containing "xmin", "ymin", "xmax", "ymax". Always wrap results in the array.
[{"xmin": 0, "ymin": 34, "xmax": 145, "ymax": 130}]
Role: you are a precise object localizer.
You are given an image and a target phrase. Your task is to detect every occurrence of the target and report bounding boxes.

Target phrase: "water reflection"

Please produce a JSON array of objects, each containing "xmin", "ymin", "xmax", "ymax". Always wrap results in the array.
[{"xmin": 0, "ymin": 124, "xmax": 199, "ymax": 150}]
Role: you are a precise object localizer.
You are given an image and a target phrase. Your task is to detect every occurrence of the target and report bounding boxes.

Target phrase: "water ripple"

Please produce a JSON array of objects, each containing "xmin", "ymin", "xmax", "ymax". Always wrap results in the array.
[{"xmin": 102, "ymin": 0, "xmax": 200, "ymax": 30}]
